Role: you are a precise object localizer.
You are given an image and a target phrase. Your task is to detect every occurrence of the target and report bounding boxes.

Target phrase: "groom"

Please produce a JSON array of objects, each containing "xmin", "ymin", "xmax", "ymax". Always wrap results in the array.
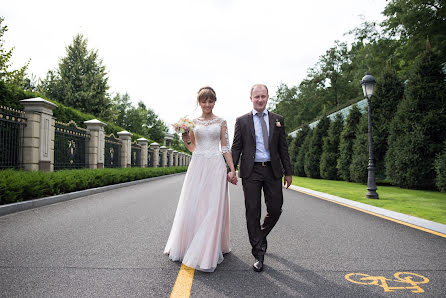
[{"xmin": 230, "ymin": 84, "xmax": 292, "ymax": 272}]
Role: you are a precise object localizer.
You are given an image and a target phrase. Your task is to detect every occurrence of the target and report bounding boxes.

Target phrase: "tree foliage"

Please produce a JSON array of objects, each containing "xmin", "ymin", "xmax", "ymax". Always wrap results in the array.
[
  {"xmin": 435, "ymin": 141, "xmax": 446, "ymax": 192},
  {"xmin": 295, "ymin": 127, "xmax": 312, "ymax": 177},
  {"xmin": 350, "ymin": 113, "xmax": 369, "ymax": 183},
  {"xmin": 385, "ymin": 44, "xmax": 446, "ymax": 189},
  {"xmin": 39, "ymin": 34, "xmax": 111, "ymax": 119},
  {"xmin": 320, "ymin": 113, "xmax": 344, "ymax": 180},
  {"xmin": 304, "ymin": 116, "xmax": 330, "ymax": 178},
  {"xmin": 337, "ymin": 104, "xmax": 362, "ymax": 181}
]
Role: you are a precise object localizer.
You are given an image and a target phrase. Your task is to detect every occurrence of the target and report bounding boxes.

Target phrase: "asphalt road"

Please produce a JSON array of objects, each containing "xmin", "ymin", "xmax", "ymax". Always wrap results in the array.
[{"xmin": 1, "ymin": 173, "xmax": 445, "ymax": 297}]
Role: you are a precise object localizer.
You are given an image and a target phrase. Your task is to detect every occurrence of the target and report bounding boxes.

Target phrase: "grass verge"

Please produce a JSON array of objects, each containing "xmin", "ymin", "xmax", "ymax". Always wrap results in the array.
[
  {"xmin": 0, "ymin": 167, "xmax": 187, "ymax": 205},
  {"xmin": 291, "ymin": 176, "xmax": 446, "ymax": 225}
]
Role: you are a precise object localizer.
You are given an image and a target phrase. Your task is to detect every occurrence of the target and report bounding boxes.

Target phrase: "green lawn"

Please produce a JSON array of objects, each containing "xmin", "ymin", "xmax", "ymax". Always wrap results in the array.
[{"xmin": 291, "ymin": 176, "xmax": 446, "ymax": 225}]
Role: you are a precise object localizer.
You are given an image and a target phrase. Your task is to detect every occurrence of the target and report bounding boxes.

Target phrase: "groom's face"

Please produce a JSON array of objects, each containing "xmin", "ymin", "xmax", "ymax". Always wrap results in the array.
[{"xmin": 250, "ymin": 86, "xmax": 269, "ymax": 112}]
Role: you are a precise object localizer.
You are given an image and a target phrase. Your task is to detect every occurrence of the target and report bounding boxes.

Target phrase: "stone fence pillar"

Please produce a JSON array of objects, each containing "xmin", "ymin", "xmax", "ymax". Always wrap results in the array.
[
  {"xmin": 172, "ymin": 151, "xmax": 178, "ymax": 166},
  {"xmin": 150, "ymin": 143, "xmax": 160, "ymax": 167},
  {"xmin": 167, "ymin": 149, "xmax": 173, "ymax": 167},
  {"xmin": 84, "ymin": 119, "xmax": 106, "ymax": 169},
  {"xmin": 137, "ymin": 138, "xmax": 149, "ymax": 167},
  {"xmin": 160, "ymin": 146, "xmax": 167, "ymax": 167},
  {"xmin": 118, "ymin": 131, "xmax": 133, "ymax": 168},
  {"xmin": 20, "ymin": 98, "xmax": 57, "ymax": 171},
  {"xmin": 179, "ymin": 153, "xmax": 184, "ymax": 166}
]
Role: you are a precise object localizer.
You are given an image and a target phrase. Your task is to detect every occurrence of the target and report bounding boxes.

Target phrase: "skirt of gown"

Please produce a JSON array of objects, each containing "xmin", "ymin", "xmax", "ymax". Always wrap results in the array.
[{"xmin": 164, "ymin": 153, "xmax": 230, "ymax": 272}]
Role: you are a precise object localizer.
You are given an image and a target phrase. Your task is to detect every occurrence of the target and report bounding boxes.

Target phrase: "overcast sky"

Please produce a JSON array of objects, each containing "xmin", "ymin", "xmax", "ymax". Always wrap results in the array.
[{"xmin": 3, "ymin": 0, "xmax": 387, "ymax": 138}]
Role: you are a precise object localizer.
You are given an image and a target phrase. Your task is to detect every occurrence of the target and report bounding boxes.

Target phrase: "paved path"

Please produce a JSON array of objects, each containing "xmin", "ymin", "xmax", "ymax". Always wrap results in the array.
[{"xmin": 1, "ymin": 174, "xmax": 445, "ymax": 297}]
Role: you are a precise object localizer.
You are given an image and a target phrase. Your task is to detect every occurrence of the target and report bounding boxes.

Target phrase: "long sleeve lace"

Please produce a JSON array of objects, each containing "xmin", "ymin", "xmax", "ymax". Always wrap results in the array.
[{"xmin": 220, "ymin": 120, "xmax": 231, "ymax": 153}]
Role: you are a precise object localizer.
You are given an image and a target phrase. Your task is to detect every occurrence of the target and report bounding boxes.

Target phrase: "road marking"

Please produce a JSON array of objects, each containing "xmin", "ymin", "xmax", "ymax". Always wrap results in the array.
[
  {"xmin": 170, "ymin": 264, "xmax": 195, "ymax": 298},
  {"xmin": 289, "ymin": 188, "xmax": 446, "ymax": 239},
  {"xmin": 345, "ymin": 272, "xmax": 429, "ymax": 293}
]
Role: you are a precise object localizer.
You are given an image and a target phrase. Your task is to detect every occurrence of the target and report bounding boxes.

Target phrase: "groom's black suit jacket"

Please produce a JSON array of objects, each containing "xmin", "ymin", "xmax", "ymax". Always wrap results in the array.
[{"xmin": 231, "ymin": 111, "xmax": 292, "ymax": 179}]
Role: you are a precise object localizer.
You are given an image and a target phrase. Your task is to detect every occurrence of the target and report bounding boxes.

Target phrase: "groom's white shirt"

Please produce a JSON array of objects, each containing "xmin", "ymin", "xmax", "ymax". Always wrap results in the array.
[{"xmin": 252, "ymin": 109, "xmax": 271, "ymax": 162}]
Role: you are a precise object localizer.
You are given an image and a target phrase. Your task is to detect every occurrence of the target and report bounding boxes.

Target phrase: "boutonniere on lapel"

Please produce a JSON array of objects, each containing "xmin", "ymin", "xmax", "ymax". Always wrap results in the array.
[{"xmin": 275, "ymin": 119, "xmax": 281, "ymax": 127}]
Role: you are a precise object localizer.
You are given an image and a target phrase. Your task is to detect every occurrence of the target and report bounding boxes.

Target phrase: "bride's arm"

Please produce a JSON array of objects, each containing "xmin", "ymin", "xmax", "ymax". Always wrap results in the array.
[
  {"xmin": 221, "ymin": 121, "xmax": 236, "ymax": 177},
  {"xmin": 182, "ymin": 129, "xmax": 196, "ymax": 152}
]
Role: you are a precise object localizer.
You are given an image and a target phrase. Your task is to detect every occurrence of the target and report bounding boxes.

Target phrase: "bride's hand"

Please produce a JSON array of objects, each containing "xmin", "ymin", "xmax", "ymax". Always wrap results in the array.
[
  {"xmin": 182, "ymin": 131, "xmax": 190, "ymax": 143},
  {"xmin": 227, "ymin": 171, "xmax": 237, "ymax": 185}
]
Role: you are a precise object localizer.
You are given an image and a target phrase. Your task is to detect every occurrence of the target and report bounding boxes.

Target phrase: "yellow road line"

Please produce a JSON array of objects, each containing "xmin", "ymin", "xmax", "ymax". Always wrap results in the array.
[
  {"xmin": 170, "ymin": 264, "xmax": 195, "ymax": 298},
  {"xmin": 290, "ymin": 188, "xmax": 446, "ymax": 239}
]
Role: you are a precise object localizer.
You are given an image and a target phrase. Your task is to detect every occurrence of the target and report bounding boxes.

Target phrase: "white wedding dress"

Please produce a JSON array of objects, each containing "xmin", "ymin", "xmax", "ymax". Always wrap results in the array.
[{"xmin": 164, "ymin": 117, "xmax": 231, "ymax": 272}]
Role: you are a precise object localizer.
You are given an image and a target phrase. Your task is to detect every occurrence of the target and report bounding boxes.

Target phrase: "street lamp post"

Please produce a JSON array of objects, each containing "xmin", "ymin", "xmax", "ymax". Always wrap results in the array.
[{"xmin": 361, "ymin": 73, "xmax": 379, "ymax": 199}]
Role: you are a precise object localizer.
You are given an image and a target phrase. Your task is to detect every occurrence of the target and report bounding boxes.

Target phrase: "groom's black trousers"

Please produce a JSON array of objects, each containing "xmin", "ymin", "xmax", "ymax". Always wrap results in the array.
[{"xmin": 242, "ymin": 163, "xmax": 283, "ymax": 260}]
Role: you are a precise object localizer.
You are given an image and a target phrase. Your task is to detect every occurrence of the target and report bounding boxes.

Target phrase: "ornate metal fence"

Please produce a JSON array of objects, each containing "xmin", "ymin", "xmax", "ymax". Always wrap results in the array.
[
  {"xmin": 0, "ymin": 106, "xmax": 26, "ymax": 169},
  {"xmin": 54, "ymin": 121, "xmax": 88, "ymax": 170},
  {"xmin": 158, "ymin": 151, "xmax": 162, "ymax": 167},
  {"xmin": 104, "ymin": 134, "xmax": 121, "ymax": 168},
  {"xmin": 148, "ymin": 150, "xmax": 154, "ymax": 167},
  {"xmin": 131, "ymin": 141, "xmax": 141, "ymax": 167}
]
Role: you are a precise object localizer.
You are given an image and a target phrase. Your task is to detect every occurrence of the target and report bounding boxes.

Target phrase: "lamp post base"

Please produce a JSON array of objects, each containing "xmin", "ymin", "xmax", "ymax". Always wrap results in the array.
[{"xmin": 366, "ymin": 190, "xmax": 379, "ymax": 199}]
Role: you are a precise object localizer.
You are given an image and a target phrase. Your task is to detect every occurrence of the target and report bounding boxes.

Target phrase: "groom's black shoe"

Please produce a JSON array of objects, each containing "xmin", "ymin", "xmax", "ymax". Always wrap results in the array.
[{"xmin": 253, "ymin": 259, "xmax": 264, "ymax": 272}]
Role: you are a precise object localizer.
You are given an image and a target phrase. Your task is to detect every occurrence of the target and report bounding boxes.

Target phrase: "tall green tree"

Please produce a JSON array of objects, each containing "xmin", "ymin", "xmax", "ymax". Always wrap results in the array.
[
  {"xmin": 0, "ymin": 17, "xmax": 30, "ymax": 88},
  {"xmin": 289, "ymin": 124, "xmax": 310, "ymax": 176},
  {"xmin": 349, "ymin": 113, "xmax": 369, "ymax": 183},
  {"xmin": 372, "ymin": 64, "xmax": 405, "ymax": 178},
  {"xmin": 295, "ymin": 127, "xmax": 312, "ymax": 177},
  {"xmin": 382, "ymin": 0, "xmax": 446, "ymax": 75},
  {"xmin": 434, "ymin": 140, "xmax": 446, "ymax": 192},
  {"xmin": 304, "ymin": 116, "xmax": 330, "ymax": 178},
  {"xmin": 40, "ymin": 33, "xmax": 111, "ymax": 119},
  {"xmin": 385, "ymin": 43, "xmax": 446, "ymax": 189},
  {"xmin": 320, "ymin": 113, "xmax": 344, "ymax": 180},
  {"xmin": 337, "ymin": 104, "xmax": 362, "ymax": 181}
]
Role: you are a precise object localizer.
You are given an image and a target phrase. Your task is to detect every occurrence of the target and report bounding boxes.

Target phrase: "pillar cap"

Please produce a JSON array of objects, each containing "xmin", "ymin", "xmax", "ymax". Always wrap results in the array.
[
  {"xmin": 20, "ymin": 97, "xmax": 58, "ymax": 112},
  {"xmin": 167, "ymin": 148, "xmax": 174, "ymax": 152},
  {"xmin": 117, "ymin": 130, "xmax": 133, "ymax": 139},
  {"xmin": 84, "ymin": 119, "xmax": 106, "ymax": 128},
  {"xmin": 150, "ymin": 142, "xmax": 160, "ymax": 148},
  {"xmin": 137, "ymin": 137, "xmax": 149, "ymax": 144}
]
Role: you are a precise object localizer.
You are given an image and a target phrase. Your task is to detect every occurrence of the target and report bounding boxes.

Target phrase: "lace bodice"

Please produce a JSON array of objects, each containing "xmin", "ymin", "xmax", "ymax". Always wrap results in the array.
[{"xmin": 192, "ymin": 117, "xmax": 230, "ymax": 157}]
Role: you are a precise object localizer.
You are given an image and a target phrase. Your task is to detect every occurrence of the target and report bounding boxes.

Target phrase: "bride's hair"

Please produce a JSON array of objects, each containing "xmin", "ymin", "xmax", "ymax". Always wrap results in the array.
[{"xmin": 197, "ymin": 86, "xmax": 217, "ymax": 103}]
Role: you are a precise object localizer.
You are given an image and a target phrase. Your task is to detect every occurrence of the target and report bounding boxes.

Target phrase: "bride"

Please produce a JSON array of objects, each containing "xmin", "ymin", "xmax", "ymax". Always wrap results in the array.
[{"xmin": 164, "ymin": 86, "xmax": 237, "ymax": 272}]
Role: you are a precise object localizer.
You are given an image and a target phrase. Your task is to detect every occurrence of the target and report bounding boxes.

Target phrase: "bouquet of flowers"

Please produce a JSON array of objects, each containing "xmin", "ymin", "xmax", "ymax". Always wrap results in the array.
[{"xmin": 172, "ymin": 117, "xmax": 195, "ymax": 134}]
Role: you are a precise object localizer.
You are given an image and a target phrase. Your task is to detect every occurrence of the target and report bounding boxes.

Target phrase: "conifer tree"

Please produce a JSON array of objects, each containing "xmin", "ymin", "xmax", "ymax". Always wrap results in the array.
[
  {"xmin": 373, "ymin": 64, "xmax": 404, "ymax": 178},
  {"xmin": 350, "ymin": 113, "xmax": 369, "ymax": 183},
  {"xmin": 292, "ymin": 125, "xmax": 311, "ymax": 176},
  {"xmin": 386, "ymin": 42, "xmax": 446, "ymax": 189},
  {"xmin": 40, "ymin": 34, "xmax": 111, "ymax": 119},
  {"xmin": 304, "ymin": 116, "xmax": 330, "ymax": 178},
  {"xmin": 434, "ymin": 141, "xmax": 446, "ymax": 192},
  {"xmin": 320, "ymin": 113, "xmax": 344, "ymax": 180},
  {"xmin": 337, "ymin": 105, "xmax": 362, "ymax": 181}
]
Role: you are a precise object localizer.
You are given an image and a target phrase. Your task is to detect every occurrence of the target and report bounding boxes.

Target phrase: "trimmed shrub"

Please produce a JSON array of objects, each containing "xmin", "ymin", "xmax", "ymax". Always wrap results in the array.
[
  {"xmin": 386, "ymin": 45, "xmax": 446, "ymax": 189},
  {"xmin": 350, "ymin": 113, "xmax": 369, "ymax": 183},
  {"xmin": 0, "ymin": 167, "xmax": 187, "ymax": 205},
  {"xmin": 435, "ymin": 141, "xmax": 446, "ymax": 192},
  {"xmin": 295, "ymin": 128, "xmax": 312, "ymax": 177},
  {"xmin": 290, "ymin": 124, "xmax": 310, "ymax": 176},
  {"xmin": 320, "ymin": 113, "xmax": 344, "ymax": 180},
  {"xmin": 337, "ymin": 104, "xmax": 362, "ymax": 181},
  {"xmin": 305, "ymin": 116, "xmax": 330, "ymax": 178}
]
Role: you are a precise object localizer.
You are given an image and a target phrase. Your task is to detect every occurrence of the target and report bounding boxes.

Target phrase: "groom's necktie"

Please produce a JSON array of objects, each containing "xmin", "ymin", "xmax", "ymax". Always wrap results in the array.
[{"xmin": 257, "ymin": 112, "xmax": 269, "ymax": 151}]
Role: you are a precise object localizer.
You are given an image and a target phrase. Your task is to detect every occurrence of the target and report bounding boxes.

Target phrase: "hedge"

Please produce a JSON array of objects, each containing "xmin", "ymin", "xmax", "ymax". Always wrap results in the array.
[{"xmin": 0, "ymin": 167, "xmax": 187, "ymax": 205}]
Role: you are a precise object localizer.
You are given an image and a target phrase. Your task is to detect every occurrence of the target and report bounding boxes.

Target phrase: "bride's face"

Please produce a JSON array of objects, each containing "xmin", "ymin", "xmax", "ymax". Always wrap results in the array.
[{"xmin": 199, "ymin": 98, "xmax": 215, "ymax": 114}]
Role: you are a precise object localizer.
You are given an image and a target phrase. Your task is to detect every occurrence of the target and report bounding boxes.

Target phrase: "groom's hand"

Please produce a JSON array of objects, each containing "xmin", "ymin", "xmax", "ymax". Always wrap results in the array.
[
  {"xmin": 283, "ymin": 175, "xmax": 292, "ymax": 189},
  {"xmin": 227, "ymin": 172, "xmax": 238, "ymax": 185}
]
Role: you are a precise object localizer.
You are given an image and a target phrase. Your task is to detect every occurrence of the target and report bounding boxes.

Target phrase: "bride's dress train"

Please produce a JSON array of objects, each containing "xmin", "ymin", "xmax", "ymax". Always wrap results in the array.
[{"xmin": 164, "ymin": 117, "xmax": 231, "ymax": 272}]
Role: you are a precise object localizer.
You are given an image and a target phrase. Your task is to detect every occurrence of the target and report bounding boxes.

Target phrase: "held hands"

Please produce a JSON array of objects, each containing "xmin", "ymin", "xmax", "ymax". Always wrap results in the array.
[
  {"xmin": 227, "ymin": 171, "xmax": 238, "ymax": 185},
  {"xmin": 283, "ymin": 175, "xmax": 292, "ymax": 189}
]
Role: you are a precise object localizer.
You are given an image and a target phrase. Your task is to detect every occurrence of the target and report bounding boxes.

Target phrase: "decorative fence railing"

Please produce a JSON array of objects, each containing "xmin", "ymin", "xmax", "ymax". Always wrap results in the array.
[
  {"xmin": 0, "ymin": 106, "xmax": 26, "ymax": 169},
  {"xmin": 54, "ymin": 121, "xmax": 88, "ymax": 170},
  {"xmin": 105, "ymin": 134, "xmax": 121, "ymax": 168},
  {"xmin": 131, "ymin": 141, "xmax": 141, "ymax": 167},
  {"xmin": 0, "ymin": 99, "xmax": 191, "ymax": 171},
  {"xmin": 148, "ymin": 150, "xmax": 154, "ymax": 167}
]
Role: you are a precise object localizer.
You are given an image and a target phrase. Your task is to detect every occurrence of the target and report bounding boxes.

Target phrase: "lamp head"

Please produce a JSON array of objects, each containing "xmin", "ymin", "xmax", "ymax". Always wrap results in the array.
[{"xmin": 361, "ymin": 72, "xmax": 376, "ymax": 99}]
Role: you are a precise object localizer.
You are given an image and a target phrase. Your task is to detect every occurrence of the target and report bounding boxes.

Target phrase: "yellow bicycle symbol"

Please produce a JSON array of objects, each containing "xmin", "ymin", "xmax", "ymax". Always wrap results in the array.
[{"xmin": 345, "ymin": 272, "xmax": 429, "ymax": 293}]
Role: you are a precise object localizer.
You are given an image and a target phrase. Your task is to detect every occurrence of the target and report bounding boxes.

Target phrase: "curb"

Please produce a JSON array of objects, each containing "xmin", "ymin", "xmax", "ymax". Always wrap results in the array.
[
  {"xmin": 287, "ymin": 185, "xmax": 446, "ymax": 236},
  {"xmin": 0, "ymin": 172, "xmax": 186, "ymax": 217}
]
